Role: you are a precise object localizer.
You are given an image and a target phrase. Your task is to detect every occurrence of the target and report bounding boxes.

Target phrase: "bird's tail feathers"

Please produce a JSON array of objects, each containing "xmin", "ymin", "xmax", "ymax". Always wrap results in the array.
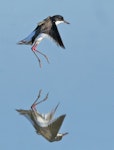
[
  {"xmin": 17, "ymin": 40, "xmax": 32, "ymax": 45},
  {"xmin": 16, "ymin": 109, "xmax": 30, "ymax": 115}
]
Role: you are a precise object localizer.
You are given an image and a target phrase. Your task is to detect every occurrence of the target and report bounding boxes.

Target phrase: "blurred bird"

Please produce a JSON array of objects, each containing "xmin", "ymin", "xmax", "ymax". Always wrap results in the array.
[
  {"xmin": 16, "ymin": 90, "xmax": 59, "ymax": 126},
  {"xmin": 16, "ymin": 90, "xmax": 68, "ymax": 142},
  {"xmin": 18, "ymin": 15, "xmax": 70, "ymax": 67},
  {"xmin": 35, "ymin": 114, "xmax": 68, "ymax": 142}
]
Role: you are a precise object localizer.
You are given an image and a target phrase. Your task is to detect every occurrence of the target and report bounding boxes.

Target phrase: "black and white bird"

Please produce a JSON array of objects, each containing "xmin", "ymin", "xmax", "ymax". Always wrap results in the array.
[
  {"xmin": 16, "ymin": 90, "xmax": 68, "ymax": 142},
  {"xmin": 18, "ymin": 15, "xmax": 69, "ymax": 67}
]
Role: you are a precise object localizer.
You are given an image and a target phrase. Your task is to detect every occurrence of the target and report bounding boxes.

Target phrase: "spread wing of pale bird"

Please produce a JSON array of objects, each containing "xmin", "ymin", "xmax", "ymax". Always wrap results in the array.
[{"xmin": 17, "ymin": 15, "xmax": 69, "ymax": 67}]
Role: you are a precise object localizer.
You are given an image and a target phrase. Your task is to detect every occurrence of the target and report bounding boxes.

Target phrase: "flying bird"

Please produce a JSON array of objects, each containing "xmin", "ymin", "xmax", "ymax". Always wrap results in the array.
[
  {"xmin": 16, "ymin": 90, "xmax": 68, "ymax": 142},
  {"xmin": 18, "ymin": 15, "xmax": 70, "ymax": 67}
]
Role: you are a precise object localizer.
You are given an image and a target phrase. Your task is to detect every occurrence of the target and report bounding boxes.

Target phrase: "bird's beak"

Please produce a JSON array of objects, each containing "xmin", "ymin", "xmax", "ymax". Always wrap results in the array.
[
  {"xmin": 63, "ymin": 132, "xmax": 69, "ymax": 136},
  {"xmin": 64, "ymin": 20, "xmax": 70, "ymax": 24}
]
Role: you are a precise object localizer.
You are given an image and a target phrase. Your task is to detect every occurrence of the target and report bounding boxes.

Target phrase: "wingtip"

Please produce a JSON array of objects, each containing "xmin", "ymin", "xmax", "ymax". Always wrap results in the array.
[
  {"xmin": 16, "ymin": 109, "xmax": 21, "ymax": 114},
  {"xmin": 61, "ymin": 114, "xmax": 66, "ymax": 119},
  {"xmin": 63, "ymin": 45, "xmax": 65, "ymax": 49},
  {"xmin": 61, "ymin": 45, "xmax": 65, "ymax": 49}
]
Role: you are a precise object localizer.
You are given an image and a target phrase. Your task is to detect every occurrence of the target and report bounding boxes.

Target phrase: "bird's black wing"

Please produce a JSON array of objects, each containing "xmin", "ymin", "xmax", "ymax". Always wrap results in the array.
[
  {"xmin": 31, "ymin": 25, "xmax": 41, "ymax": 44},
  {"xmin": 48, "ymin": 22, "xmax": 65, "ymax": 48}
]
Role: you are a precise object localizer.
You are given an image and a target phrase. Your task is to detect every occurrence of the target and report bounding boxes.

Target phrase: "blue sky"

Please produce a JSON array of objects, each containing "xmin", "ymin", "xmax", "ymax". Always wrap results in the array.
[{"xmin": 0, "ymin": 0, "xmax": 114, "ymax": 149}]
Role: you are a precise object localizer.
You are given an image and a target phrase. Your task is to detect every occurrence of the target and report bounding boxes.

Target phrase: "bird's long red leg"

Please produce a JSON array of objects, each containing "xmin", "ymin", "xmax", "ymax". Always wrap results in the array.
[
  {"xmin": 31, "ymin": 44, "xmax": 42, "ymax": 68},
  {"xmin": 35, "ymin": 49, "xmax": 49, "ymax": 64},
  {"xmin": 31, "ymin": 44, "xmax": 50, "ymax": 67},
  {"xmin": 31, "ymin": 90, "xmax": 48, "ymax": 111},
  {"xmin": 36, "ymin": 92, "xmax": 49, "ymax": 105},
  {"xmin": 31, "ymin": 89, "xmax": 42, "ymax": 111}
]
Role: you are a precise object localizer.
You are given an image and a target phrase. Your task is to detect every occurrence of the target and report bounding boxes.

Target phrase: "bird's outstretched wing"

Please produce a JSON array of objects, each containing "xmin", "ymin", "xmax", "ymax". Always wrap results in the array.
[
  {"xmin": 17, "ymin": 17, "xmax": 51, "ymax": 45},
  {"xmin": 38, "ymin": 16, "xmax": 65, "ymax": 48},
  {"xmin": 39, "ymin": 114, "xmax": 66, "ymax": 142},
  {"xmin": 48, "ymin": 22, "xmax": 65, "ymax": 48}
]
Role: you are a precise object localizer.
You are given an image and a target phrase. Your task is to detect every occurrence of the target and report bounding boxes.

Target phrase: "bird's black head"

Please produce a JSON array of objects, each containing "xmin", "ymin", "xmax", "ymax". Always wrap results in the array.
[
  {"xmin": 54, "ymin": 132, "xmax": 68, "ymax": 141},
  {"xmin": 52, "ymin": 15, "xmax": 70, "ymax": 25}
]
